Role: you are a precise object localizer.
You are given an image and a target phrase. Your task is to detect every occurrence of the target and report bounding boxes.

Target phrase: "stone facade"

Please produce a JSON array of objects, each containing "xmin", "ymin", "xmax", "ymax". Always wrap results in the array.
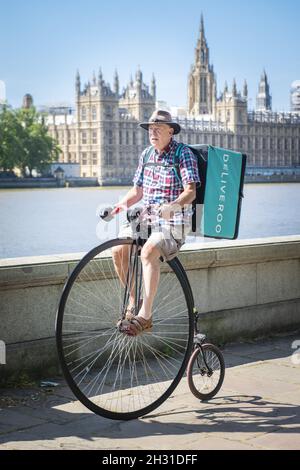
[
  {"xmin": 47, "ymin": 69, "xmax": 156, "ymax": 184},
  {"xmin": 256, "ymin": 71, "xmax": 272, "ymax": 112},
  {"xmin": 188, "ymin": 14, "xmax": 217, "ymax": 116},
  {"xmin": 47, "ymin": 16, "xmax": 300, "ymax": 184}
]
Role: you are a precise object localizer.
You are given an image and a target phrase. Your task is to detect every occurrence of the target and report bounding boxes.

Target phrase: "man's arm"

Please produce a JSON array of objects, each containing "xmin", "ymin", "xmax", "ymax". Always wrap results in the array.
[
  {"xmin": 111, "ymin": 185, "xmax": 143, "ymax": 216},
  {"xmin": 170, "ymin": 182, "xmax": 196, "ymax": 206},
  {"xmin": 159, "ymin": 183, "xmax": 196, "ymax": 220}
]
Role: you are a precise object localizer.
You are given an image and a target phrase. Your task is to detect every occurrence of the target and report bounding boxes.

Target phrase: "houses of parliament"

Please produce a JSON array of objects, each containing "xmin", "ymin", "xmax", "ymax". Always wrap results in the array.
[{"xmin": 46, "ymin": 16, "xmax": 300, "ymax": 184}]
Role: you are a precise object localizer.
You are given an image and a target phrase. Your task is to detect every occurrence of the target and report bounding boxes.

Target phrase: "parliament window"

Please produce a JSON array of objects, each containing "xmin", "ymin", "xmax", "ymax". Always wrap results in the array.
[
  {"xmin": 81, "ymin": 152, "xmax": 87, "ymax": 165},
  {"xmin": 200, "ymin": 77, "xmax": 207, "ymax": 103},
  {"xmin": 284, "ymin": 139, "xmax": 288, "ymax": 151},
  {"xmin": 262, "ymin": 138, "xmax": 267, "ymax": 150},
  {"xmin": 105, "ymin": 106, "xmax": 113, "ymax": 120},
  {"xmin": 105, "ymin": 130, "xmax": 113, "ymax": 145},
  {"xmin": 81, "ymin": 131, "xmax": 87, "ymax": 145},
  {"xmin": 105, "ymin": 150, "xmax": 113, "ymax": 165},
  {"xmin": 81, "ymin": 107, "xmax": 86, "ymax": 121},
  {"xmin": 92, "ymin": 152, "xmax": 98, "ymax": 165}
]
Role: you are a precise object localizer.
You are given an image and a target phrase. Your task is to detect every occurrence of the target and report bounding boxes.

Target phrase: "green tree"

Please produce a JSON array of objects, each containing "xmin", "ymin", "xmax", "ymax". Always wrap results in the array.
[
  {"xmin": 16, "ymin": 108, "xmax": 60, "ymax": 176},
  {"xmin": 0, "ymin": 106, "xmax": 24, "ymax": 172},
  {"xmin": 0, "ymin": 106, "xmax": 60, "ymax": 176}
]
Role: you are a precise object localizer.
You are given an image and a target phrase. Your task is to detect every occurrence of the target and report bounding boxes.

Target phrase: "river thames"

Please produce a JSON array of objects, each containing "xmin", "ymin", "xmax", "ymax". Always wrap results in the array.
[{"xmin": 0, "ymin": 183, "xmax": 299, "ymax": 259}]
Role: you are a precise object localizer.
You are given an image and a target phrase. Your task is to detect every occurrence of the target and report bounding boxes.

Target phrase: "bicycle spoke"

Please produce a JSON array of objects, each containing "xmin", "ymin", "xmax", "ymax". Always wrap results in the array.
[{"xmin": 188, "ymin": 345, "xmax": 225, "ymax": 399}]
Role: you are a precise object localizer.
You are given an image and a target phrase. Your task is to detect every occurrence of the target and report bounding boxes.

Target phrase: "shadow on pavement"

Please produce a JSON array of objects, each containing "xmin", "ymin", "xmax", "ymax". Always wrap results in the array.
[{"xmin": 0, "ymin": 332, "xmax": 299, "ymax": 448}]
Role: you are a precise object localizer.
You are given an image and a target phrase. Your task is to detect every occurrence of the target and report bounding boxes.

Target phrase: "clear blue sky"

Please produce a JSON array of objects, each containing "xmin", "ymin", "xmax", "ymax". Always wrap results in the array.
[{"xmin": 1, "ymin": 0, "xmax": 299, "ymax": 112}]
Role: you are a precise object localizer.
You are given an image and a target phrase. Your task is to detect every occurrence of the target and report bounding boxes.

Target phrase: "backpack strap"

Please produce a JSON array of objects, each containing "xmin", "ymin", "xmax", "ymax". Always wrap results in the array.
[
  {"xmin": 142, "ymin": 146, "xmax": 154, "ymax": 168},
  {"xmin": 141, "ymin": 146, "xmax": 154, "ymax": 183},
  {"xmin": 142, "ymin": 143, "xmax": 184, "ymax": 184},
  {"xmin": 173, "ymin": 143, "xmax": 184, "ymax": 183}
]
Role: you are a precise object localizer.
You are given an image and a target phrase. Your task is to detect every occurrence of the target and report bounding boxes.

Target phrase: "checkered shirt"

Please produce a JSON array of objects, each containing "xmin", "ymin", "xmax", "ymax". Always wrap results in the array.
[{"xmin": 133, "ymin": 139, "xmax": 200, "ymax": 226}]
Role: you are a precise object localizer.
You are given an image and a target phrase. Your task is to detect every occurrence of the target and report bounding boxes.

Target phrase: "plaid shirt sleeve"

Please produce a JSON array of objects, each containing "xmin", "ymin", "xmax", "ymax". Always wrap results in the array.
[
  {"xmin": 132, "ymin": 148, "xmax": 147, "ymax": 187},
  {"xmin": 179, "ymin": 145, "xmax": 200, "ymax": 186}
]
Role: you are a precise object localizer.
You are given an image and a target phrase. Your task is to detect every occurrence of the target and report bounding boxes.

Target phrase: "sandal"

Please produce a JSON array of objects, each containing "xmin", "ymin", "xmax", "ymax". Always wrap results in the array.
[
  {"xmin": 119, "ymin": 316, "xmax": 153, "ymax": 336},
  {"xmin": 116, "ymin": 299, "xmax": 143, "ymax": 328}
]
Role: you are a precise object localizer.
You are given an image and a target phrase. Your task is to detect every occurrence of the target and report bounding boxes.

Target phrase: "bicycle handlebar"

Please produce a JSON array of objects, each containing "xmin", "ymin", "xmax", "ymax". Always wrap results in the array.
[
  {"xmin": 99, "ymin": 204, "xmax": 163, "ymax": 223},
  {"xmin": 98, "ymin": 206, "xmax": 114, "ymax": 222},
  {"xmin": 126, "ymin": 206, "xmax": 144, "ymax": 223}
]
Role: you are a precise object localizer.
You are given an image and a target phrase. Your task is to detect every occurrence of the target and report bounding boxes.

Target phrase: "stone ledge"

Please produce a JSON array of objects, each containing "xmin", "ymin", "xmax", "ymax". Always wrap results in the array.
[
  {"xmin": 1, "ymin": 235, "xmax": 299, "ymax": 268},
  {"xmin": 0, "ymin": 235, "xmax": 299, "ymax": 384},
  {"xmin": 0, "ymin": 236, "xmax": 299, "ymax": 291},
  {"xmin": 181, "ymin": 235, "xmax": 300, "ymax": 269}
]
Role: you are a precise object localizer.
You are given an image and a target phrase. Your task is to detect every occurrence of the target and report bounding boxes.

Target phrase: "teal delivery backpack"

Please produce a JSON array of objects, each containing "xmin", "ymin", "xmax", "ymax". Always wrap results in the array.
[
  {"xmin": 142, "ymin": 144, "xmax": 247, "ymax": 240},
  {"xmin": 189, "ymin": 145, "xmax": 247, "ymax": 239}
]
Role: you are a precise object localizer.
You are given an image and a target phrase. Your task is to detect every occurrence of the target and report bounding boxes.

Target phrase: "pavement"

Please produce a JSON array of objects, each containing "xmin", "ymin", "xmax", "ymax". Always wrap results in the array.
[{"xmin": 0, "ymin": 332, "xmax": 300, "ymax": 450}]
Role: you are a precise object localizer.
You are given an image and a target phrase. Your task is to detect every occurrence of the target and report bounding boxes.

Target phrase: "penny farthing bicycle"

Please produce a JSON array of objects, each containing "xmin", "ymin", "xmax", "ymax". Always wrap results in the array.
[{"xmin": 56, "ymin": 207, "xmax": 225, "ymax": 420}]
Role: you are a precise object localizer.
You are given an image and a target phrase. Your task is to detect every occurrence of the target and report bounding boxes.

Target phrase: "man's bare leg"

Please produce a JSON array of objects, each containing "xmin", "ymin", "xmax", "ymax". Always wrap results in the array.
[
  {"xmin": 137, "ymin": 241, "xmax": 161, "ymax": 321},
  {"xmin": 111, "ymin": 244, "xmax": 137, "ymax": 309}
]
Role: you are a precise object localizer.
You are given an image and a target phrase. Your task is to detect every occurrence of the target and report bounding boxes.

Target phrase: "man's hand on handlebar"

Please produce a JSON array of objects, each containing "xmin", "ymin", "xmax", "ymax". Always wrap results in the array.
[
  {"xmin": 111, "ymin": 203, "xmax": 127, "ymax": 216},
  {"xmin": 110, "ymin": 206, "xmax": 121, "ymax": 217},
  {"xmin": 100, "ymin": 202, "xmax": 180, "ymax": 223},
  {"xmin": 98, "ymin": 203, "xmax": 127, "ymax": 222}
]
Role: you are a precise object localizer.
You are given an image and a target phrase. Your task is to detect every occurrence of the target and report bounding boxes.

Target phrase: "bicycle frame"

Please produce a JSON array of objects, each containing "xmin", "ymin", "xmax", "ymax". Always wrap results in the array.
[{"xmin": 120, "ymin": 233, "xmax": 213, "ymax": 374}]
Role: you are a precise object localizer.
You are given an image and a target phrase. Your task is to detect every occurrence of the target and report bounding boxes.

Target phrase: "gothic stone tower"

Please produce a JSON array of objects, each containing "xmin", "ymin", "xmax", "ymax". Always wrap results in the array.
[
  {"xmin": 256, "ymin": 70, "xmax": 272, "ymax": 112},
  {"xmin": 119, "ymin": 68, "xmax": 156, "ymax": 122},
  {"xmin": 75, "ymin": 69, "xmax": 119, "ymax": 179},
  {"xmin": 216, "ymin": 79, "xmax": 248, "ymax": 133},
  {"xmin": 74, "ymin": 68, "xmax": 155, "ymax": 183},
  {"xmin": 188, "ymin": 14, "xmax": 217, "ymax": 117}
]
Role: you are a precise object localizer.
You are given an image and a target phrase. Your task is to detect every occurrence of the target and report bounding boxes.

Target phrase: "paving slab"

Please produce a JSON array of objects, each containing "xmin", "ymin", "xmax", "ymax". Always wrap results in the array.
[{"xmin": 0, "ymin": 333, "xmax": 299, "ymax": 450}]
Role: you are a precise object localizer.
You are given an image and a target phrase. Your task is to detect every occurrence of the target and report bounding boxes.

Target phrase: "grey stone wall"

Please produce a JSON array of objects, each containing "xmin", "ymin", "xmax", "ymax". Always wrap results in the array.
[{"xmin": 0, "ymin": 236, "xmax": 299, "ymax": 385}]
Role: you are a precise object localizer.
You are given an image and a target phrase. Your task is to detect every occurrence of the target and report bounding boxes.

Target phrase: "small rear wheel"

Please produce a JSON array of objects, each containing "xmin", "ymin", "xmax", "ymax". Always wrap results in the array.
[{"xmin": 187, "ymin": 343, "xmax": 225, "ymax": 401}]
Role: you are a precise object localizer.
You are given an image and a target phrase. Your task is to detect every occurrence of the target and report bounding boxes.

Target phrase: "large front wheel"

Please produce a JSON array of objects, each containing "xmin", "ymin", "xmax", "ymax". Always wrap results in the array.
[{"xmin": 56, "ymin": 238, "xmax": 194, "ymax": 420}]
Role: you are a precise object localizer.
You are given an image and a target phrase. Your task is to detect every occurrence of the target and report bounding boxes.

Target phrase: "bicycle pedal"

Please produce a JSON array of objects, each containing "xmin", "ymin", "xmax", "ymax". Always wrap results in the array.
[{"xmin": 194, "ymin": 333, "xmax": 207, "ymax": 345}]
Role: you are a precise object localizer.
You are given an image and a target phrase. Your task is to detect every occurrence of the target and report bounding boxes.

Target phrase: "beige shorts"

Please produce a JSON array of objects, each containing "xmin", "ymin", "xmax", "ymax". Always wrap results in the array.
[{"xmin": 118, "ymin": 221, "xmax": 191, "ymax": 262}]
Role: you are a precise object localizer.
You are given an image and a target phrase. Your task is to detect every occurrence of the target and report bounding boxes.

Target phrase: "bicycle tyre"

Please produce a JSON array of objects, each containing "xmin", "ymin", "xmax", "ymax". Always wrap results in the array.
[
  {"xmin": 56, "ymin": 238, "xmax": 194, "ymax": 420},
  {"xmin": 187, "ymin": 343, "xmax": 225, "ymax": 401}
]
